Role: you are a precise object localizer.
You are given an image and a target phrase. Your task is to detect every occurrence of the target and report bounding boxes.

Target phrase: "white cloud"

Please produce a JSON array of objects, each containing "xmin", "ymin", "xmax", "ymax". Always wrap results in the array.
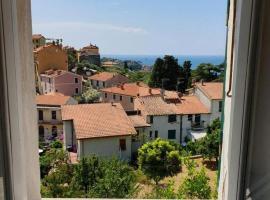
[{"xmin": 33, "ymin": 21, "xmax": 148, "ymax": 35}]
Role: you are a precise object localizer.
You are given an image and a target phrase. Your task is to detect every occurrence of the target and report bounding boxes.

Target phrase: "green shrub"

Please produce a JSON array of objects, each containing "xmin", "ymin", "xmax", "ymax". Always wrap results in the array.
[{"xmin": 138, "ymin": 138, "xmax": 182, "ymax": 185}]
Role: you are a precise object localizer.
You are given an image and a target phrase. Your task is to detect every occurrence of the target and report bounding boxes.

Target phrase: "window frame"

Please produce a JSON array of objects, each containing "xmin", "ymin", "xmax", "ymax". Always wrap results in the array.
[
  {"xmin": 74, "ymin": 77, "xmax": 78, "ymax": 83},
  {"xmin": 154, "ymin": 130, "xmax": 158, "ymax": 139},
  {"xmin": 168, "ymin": 114, "xmax": 177, "ymax": 123},
  {"xmin": 119, "ymin": 139, "xmax": 126, "ymax": 151},
  {"xmin": 51, "ymin": 110, "xmax": 57, "ymax": 120},
  {"xmin": 168, "ymin": 130, "xmax": 176, "ymax": 139}
]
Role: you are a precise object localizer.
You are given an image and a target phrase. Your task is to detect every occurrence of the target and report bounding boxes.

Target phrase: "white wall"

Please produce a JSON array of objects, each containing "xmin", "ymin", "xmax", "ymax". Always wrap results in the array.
[
  {"xmin": 211, "ymin": 100, "xmax": 222, "ymax": 122},
  {"xmin": 78, "ymin": 136, "xmax": 132, "ymax": 160},
  {"xmin": 195, "ymin": 87, "xmax": 212, "ymax": 110}
]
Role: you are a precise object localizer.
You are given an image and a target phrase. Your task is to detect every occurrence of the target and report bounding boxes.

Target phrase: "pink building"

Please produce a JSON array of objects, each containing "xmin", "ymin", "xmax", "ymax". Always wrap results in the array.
[{"xmin": 40, "ymin": 69, "xmax": 83, "ymax": 96}]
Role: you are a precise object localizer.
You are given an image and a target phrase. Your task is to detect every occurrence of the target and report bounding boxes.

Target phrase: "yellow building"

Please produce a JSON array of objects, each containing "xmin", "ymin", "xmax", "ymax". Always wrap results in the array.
[
  {"xmin": 34, "ymin": 44, "xmax": 68, "ymax": 74},
  {"xmin": 32, "ymin": 34, "xmax": 46, "ymax": 49},
  {"xmin": 36, "ymin": 93, "xmax": 78, "ymax": 142}
]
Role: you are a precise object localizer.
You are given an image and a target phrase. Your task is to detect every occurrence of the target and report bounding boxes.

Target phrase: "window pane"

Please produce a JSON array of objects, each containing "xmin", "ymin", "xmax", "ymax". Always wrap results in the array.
[{"xmin": 168, "ymin": 130, "xmax": 176, "ymax": 139}]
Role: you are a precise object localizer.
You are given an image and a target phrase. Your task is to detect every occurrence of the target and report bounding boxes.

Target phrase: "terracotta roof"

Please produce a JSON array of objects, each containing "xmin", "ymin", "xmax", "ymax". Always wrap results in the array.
[
  {"xmin": 195, "ymin": 82, "xmax": 223, "ymax": 100},
  {"xmin": 36, "ymin": 93, "xmax": 72, "ymax": 106},
  {"xmin": 136, "ymin": 96, "xmax": 180, "ymax": 116},
  {"xmin": 40, "ymin": 69, "xmax": 81, "ymax": 78},
  {"xmin": 128, "ymin": 115, "xmax": 150, "ymax": 128},
  {"xmin": 175, "ymin": 95, "xmax": 210, "ymax": 114},
  {"xmin": 34, "ymin": 44, "xmax": 62, "ymax": 53},
  {"xmin": 101, "ymin": 82, "xmax": 161, "ymax": 97},
  {"xmin": 62, "ymin": 103, "xmax": 136, "ymax": 140},
  {"xmin": 89, "ymin": 72, "xmax": 119, "ymax": 81},
  {"xmin": 32, "ymin": 34, "xmax": 44, "ymax": 40}
]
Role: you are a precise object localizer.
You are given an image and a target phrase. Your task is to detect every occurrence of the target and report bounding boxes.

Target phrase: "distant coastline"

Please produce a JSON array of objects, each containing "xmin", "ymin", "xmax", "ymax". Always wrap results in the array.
[{"xmin": 101, "ymin": 55, "xmax": 225, "ymax": 69}]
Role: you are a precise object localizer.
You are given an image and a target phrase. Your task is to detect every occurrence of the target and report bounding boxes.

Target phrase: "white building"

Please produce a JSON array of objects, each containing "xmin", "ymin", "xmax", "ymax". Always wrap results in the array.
[
  {"xmin": 62, "ymin": 103, "xmax": 136, "ymax": 161},
  {"xmin": 194, "ymin": 82, "xmax": 223, "ymax": 122}
]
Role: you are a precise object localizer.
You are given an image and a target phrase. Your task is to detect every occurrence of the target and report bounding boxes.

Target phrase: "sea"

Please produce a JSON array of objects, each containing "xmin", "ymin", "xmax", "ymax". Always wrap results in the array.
[{"xmin": 102, "ymin": 55, "xmax": 225, "ymax": 69}]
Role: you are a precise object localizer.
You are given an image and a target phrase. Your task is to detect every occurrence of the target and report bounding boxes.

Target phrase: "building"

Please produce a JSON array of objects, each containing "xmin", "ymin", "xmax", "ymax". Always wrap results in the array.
[
  {"xmin": 32, "ymin": 34, "xmax": 46, "ymax": 49},
  {"xmin": 62, "ymin": 103, "xmax": 136, "ymax": 160},
  {"xmin": 100, "ymin": 82, "xmax": 181, "ymax": 111},
  {"xmin": 36, "ymin": 93, "xmax": 78, "ymax": 142},
  {"xmin": 34, "ymin": 44, "xmax": 68, "ymax": 74},
  {"xmin": 194, "ymin": 82, "xmax": 223, "ymax": 122},
  {"xmin": 78, "ymin": 43, "xmax": 101, "ymax": 66},
  {"xmin": 102, "ymin": 61, "xmax": 119, "ymax": 68},
  {"xmin": 40, "ymin": 69, "xmax": 83, "ymax": 96},
  {"xmin": 89, "ymin": 72, "xmax": 129, "ymax": 89}
]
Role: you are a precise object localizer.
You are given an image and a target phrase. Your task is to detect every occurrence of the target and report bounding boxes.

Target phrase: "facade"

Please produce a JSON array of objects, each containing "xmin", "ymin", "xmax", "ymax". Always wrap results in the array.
[
  {"xmin": 100, "ymin": 82, "xmax": 160, "ymax": 111},
  {"xmin": 79, "ymin": 44, "xmax": 101, "ymax": 66},
  {"xmin": 89, "ymin": 72, "xmax": 129, "ymax": 89},
  {"xmin": 40, "ymin": 69, "xmax": 83, "ymax": 96},
  {"xmin": 36, "ymin": 93, "xmax": 78, "ymax": 142},
  {"xmin": 34, "ymin": 44, "xmax": 68, "ymax": 74},
  {"xmin": 32, "ymin": 34, "xmax": 46, "ymax": 49},
  {"xmin": 194, "ymin": 82, "xmax": 223, "ymax": 122},
  {"xmin": 62, "ymin": 103, "xmax": 136, "ymax": 160}
]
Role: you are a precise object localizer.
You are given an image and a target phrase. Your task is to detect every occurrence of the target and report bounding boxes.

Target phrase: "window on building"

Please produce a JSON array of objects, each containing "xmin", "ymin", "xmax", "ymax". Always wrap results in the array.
[
  {"xmin": 155, "ymin": 131, "xmax": 158, "ymax": 138},
  {"xmin": 96, "ymin": 80, "xmax": 99, "ymax": 86},
  {"xmin": 119, "ymin": 139, "xmax": 126, "ymax": 151},
  {"xmin": 219, "ymin": 101, "xmax": 223, "ymax": 112},
  {"xmin": 149, "ymin": 131, "xmax": 152, "ymax": 138},
  {"xmin": 75, "ymin": 88, "xmax": 79, "ymax": 94},
  {"xmin": 48, "ymin": 78, "xmax": 51, "ymax": 83},
  {"xmin": 51, "ymin": 111, "xmax": 57, "ymax": 120},
  {"xmin": 149, "ymin": 115, "xmax": 153, "ymax": 124},
  {"xmin": 188, "ymin": 114, "xmax": 193, "ymax": 121},
  {"xmin": 38, "ymin": 126, "xmax": 45, "ymax": 141},
  {"xmin": 102, "ymin": 81, "xmax": 105, "ymax": 87},
  {"xmin": 113, "ymin": 94, "xmax": 116, "ymax": 100},
  {"xmin": 168, "ymin": 130, "xmax": 176, "ymax": 139},
  {"xmin": 38, "ymin": 110, "xmax": 43, "ymax": 120},
  {"xmin": 105, "ymin": 93, "xmax": 107, "ymax": 98},
  {"xmin": 168, "ymin": 115, "xmax": 177, "ymax": 123},
  {"xmin": 52, "ymin": 126, "xmax": 57, "ymax": 137},
  {"xmin": 195, "ymin": 114, "xmax": 201, "ymax": 124},
  {"xmin": 120, "ymin": 95, "xmax": 122, "ymax": 101},
  {"xmin": 130, "ymin": 97, "xmax": 133, "ymax": 103},
  {"xmin": 75, "ymin": 77, "xmax": 78, "ymax": 83},
  {"xmin": 90, "ymin": 80, "xmax": 93, "ymax": 85}
]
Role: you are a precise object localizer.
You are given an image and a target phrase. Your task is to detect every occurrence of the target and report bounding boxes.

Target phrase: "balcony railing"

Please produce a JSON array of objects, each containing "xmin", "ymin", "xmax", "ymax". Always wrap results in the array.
[
  {"xmin": 38, "ymin": 119, "xmax": 63, "ymax": 125},
  {"xmin": 190, "ymin": 121, "xmax": 206, "ymax": 131}
]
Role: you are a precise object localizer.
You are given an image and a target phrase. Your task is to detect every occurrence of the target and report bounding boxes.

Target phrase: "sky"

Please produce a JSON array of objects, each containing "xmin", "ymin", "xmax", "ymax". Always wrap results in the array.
[{"xmin": 31, "ymin": 0, "xmax": 227, "ymax": 55}]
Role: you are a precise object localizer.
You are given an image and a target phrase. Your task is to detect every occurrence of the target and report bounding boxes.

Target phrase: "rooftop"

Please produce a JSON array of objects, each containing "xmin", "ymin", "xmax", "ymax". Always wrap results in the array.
[
  {"xmin": 89, "ymin": 72, "xmax": 121, "ymax": 81},
  {"xmin": 195, "ymin": 82, "xmax": 223, "ymax": 100},
  {"xmin": 40, "ymin": 69, "xmax": 81, "ymax": 78},
  {"xmin": 32, "ymin": 34, "xmax": 44, "ymax": 40},
  {"xmin": 101, "ymin": 82, "xmax": 161, "ymax": 97},
  {"xmin": 128, "ymin": 115, "xmax": 150, "ymax": 128},
  {"xmin": 175, "ymin": 95, "xmax": 210, "ymax": 114},
  {"xmin": 136, "ymin": 96, "xmax": 180, "ymax": 116},
  {"xmin": 36, "ymin": 93, "xmax": 72, "ymax": 106},
  {"xmin": 33, "ymin": 44, "xmax": 63, "ymax": 53},
  {"xmin": 62, "ymin": 103, "xmax": 136, "ymax": 140}
]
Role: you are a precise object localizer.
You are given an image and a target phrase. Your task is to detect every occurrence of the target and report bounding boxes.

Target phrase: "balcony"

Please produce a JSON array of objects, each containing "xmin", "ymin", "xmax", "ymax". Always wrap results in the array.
[
  {"xmin": 38, "ymin": 119, "xmax": 63, "ymax": 125},
  {"xmin": 190, "ymin": 121, "xmax": 206, "ymax": 131}
]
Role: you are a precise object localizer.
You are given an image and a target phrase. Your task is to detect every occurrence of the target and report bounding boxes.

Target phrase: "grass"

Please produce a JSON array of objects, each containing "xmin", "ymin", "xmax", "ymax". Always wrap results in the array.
[{"xmin": 135, "ymin": 157, "xmax": 218, "ymax": 198}]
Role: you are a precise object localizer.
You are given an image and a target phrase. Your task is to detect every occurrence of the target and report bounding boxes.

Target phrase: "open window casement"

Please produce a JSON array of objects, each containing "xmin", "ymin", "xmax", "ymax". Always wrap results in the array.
[
  {"xmin": 219, "ymin": 0, "xmax": 270, "ymax": 199},
  {"xmin": 0, "ymin": 0, "xmax": 269, "ymax": 199},
  {"xmin": 0, "ymin": 0, "xmax": 41, "ymax": 199}
]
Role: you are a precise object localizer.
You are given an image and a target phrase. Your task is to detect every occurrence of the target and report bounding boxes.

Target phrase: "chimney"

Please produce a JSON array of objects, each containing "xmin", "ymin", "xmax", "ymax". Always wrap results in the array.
[
  {"xmin": 121, "ymin": 84, "xmax": 124, "ymax": 90},
  {"xmin": 160, "ymin": 89, "xmax": 165, "ymax": 99},
  {"xmin": 201, "ymin": 79, "xmax": 204, "ymax": 86}
]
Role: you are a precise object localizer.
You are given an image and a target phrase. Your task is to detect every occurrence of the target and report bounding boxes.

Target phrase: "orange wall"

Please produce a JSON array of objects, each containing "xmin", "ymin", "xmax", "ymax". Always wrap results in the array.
[{"xmin": 35, "ymin": 45, "xmax": 68, "ymax": 74}]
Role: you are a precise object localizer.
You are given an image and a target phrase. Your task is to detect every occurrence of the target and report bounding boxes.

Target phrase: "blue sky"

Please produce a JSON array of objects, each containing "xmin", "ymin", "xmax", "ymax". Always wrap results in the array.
[{"xmin": 31, "ymin": 0, "xmax": 227, "ymax": 55}]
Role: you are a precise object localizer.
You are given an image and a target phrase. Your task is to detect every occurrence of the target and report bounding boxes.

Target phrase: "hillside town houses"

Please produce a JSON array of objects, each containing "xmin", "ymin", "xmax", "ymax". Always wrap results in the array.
[{"xmin": 33, "ymin": 34, "xmax": 223, "ymax": 162}]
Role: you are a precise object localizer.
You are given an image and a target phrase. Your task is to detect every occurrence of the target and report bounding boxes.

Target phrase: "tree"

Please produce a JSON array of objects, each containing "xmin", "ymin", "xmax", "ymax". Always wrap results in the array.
[
  {"xmin": 149, "ymin": 56, "xmax": 183, "ymax": 90},
  {"xmin": 193, "ymin": 63, "xmax": 222, "ymax": 82},
  {"xmin": 124, "ymin": 61, "xmax": 129, "ymax": 70},
  {"xmin": 40, "ymin": 148, "xmax": 69, "ymax": 178},
  {"xmin": 74, "ymin": 82, "xmax": 100, "ymax": 103},
  {"xmin": 183, "ymin": 60, "xmax": 192, "ymax": 90},
  {"xmin": 200, "ymin": 118, "xmax": 221, "ymax": 163},
  {"xmin": 88, "ymin": 157, "xmax": 137, "ymax": 198},
  {"xmin": 72, "ymin": 156, "xmax": 102, "ymax": 195},
  {"xmin": 138, "ymin": 138, "xmax": 182, "ymax": 184},
  {"xmin": 177, "ymin": 159, "xmax": 211, "ymax": 199}
]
